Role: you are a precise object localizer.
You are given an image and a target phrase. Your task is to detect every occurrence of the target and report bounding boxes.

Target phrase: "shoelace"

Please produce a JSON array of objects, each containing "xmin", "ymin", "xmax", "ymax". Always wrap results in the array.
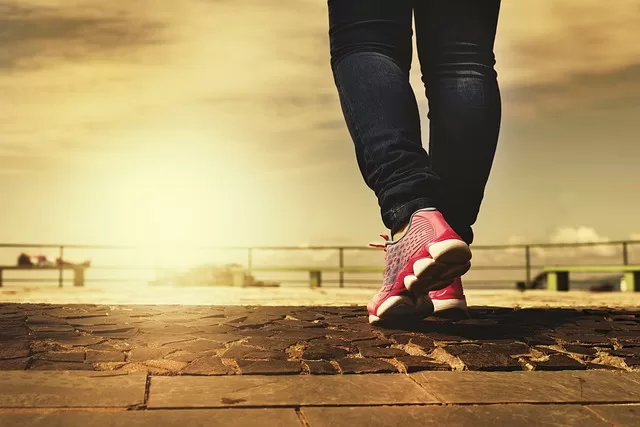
[{"xmin": 368, "ymin": 233, "xmax": 392, "ymax": 251}]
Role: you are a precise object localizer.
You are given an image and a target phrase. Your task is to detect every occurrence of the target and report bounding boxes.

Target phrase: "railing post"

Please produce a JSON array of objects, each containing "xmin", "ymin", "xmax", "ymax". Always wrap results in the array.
[
  {"xmin": 525, "ymin": 245, "xmax": 531, "ymax": 285},
  {"xmin": 247, "ymin": 247, "xmax": 253, "ymax": 276},
  {"xmin": 58, "ymin": 245, "xmax": 64, "ymax": 288},
  {"xmin": 339, "ymin": 247, "xmax": 344, "ymax": 288},
  {"xmin": 623, "ymin": 242, "xmax": 629, "ymax": 265}
]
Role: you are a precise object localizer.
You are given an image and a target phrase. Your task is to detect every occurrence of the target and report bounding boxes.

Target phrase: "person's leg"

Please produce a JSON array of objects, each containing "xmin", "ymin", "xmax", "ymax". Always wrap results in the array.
[
  {"xmin": 328, "ymin": 0, "xmax": 440, "ymax": 237},
  {"xmin": 329, "ymin": 1, "xmax": 472, "ymax": 325},
  {"xmin": 415, "ymin": 0, "xmax": 502, "ymax": 245}
]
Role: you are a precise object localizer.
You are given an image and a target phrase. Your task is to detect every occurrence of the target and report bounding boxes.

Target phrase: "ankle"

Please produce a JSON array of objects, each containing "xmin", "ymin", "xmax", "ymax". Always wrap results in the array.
[{"xmin": 391, "ymin": 223, "xmax": 408, "ymax": 240}]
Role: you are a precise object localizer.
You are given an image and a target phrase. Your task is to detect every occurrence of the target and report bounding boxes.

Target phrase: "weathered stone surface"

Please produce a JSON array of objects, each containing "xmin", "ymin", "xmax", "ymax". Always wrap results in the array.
[
  {"xmin": 85, "ymin": 350, "xmax": 125, "ymax": 363},
  {"xmin": 563, "ymin": 344, "xmax": 598, "ymax": 356},
  {"xmin": 302, "ymin": 405, "xmax": 608, "ymax": 427},
  {"xmin": 558, "ymin": 334, "xmax": 611, "ymax": 345},
  {"xmin": 33, "ymin": 351, "xmax": 85, "ymax": 362},
  {"xmin": 3, "ymin": 304, "xmax": 640, "ymax": 375},
  {"xmin": 240, "ymin": 350, "xmax": 289, "ymax": 360},
  {"xmin": 611, "ymin": 347, "xmax": 640, "ymax": 358},
  {"xmin": 148, "ymin": 374, "xmax": 438, "ymax": 407},
  {"xmin": 0, "ymin": 371, "xmax": 146, "ymax": 407},
  {"xmin": 0, "ymin": 358, "xmax": 29, "ymax": 370},
  {"xmin": 0, "ymin": 409, "xmax": 301, "ymax": 427},
  {"xmin": 407, "ymin": 336, "xmax": 436, "ymax": 352},
  {"xmin": 29, "ymin": 360, "xmax": 94, "ymax": 371},
  {"xmin": 0, "ymin": 341, "xmax": 30, "ymax": 360},
  {"xmin": 182, "ymin": 356, "xmax": 234, "ymax": 375},
  {"xmin": 302, "ymin": 345, "xmax": 349, "ymax": 360},
  {"xmin": 162, "ymin": 339, "xmax": 224, "ymax": 353},
  {"xmin": 396, "ymin": 356, "xmax": 451, "ymax": 373},
  {"xmin": 221, "ymin": 345, "xmax": 260, "ymax": 359},
  {"xmin": 444, "ymin": 344, "xmax": 521, "ymax": 371},
  {"xmin": 588, "ymin": 404, "xmax": 640, "ymax": 426},
  {"xmin": 303, "ymin": 360, "xmax": 339, "ymax": 374},
  {"xmin": 411, "ymin": 371, "xmax": 640, "ymax": 404},
  {"xmin": 236, "ymin": 360, "xmax": 301, "ymax": 375},
  {"xmin": 534, "ymin": 354, "xmax": 586, "ymax": 371},
  {"xmin": 358, "ymin": 346, "xmax": 406, "ymax": 358},
  {"xmin": 336, "ymin": 358, "xmax": 397, "ymax": 374},
  {"xmin": 128, "ymin": 347, "xmax": 171, "ymax": 362}
]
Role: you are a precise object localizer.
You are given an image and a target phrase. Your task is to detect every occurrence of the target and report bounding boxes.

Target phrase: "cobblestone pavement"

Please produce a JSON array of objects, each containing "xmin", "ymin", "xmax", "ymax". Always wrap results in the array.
[{"xmin": 1, "ymin": 303, "xmax": 639, "ymax": 374}]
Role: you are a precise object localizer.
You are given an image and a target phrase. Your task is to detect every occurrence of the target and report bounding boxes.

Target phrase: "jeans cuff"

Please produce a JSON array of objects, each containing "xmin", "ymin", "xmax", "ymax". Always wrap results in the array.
[{"xmin": 383, "ymin": 197, "xmax": 437, "ymax": 235}]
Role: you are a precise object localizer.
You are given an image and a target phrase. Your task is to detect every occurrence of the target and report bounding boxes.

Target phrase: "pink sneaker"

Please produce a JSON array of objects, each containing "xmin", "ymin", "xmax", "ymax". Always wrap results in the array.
[
  {"xmin": 367, "ymin": 208, "xmax": 471, "ymax": 324},
  {"xmin": 430, "ymin": 277, "xmax": 469, "ymax": 319}
]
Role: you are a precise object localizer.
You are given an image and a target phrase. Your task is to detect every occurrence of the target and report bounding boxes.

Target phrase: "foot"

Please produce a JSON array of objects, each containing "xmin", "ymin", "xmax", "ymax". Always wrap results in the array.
[
  {"xmin": 367, "ymin": 285, "xmax": 428, "ymax": 325},
  {"xmin": 367, "ymin": 208, "xmax": 470, "ymax": 324},
  {"xmin": 430, "ymin": 277, "xmax": 469, "ymax": 319},
  {"xmin": 398, "ymin": 208, "xmax": 472, "ymax": 297}
]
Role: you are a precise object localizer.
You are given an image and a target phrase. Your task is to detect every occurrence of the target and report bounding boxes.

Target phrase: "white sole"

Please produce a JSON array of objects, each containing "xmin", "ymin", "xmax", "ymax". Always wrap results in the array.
[
  {"xmin": 432, "ymin": 298, "xmax": 469, "ymax": 319},
  {"xmin": 404, "ymin": 239, "xmax": 472, "ymax": 296},
  {"xmin": 369, "ymin": 295, "xmax": 432, "ymax": 325}
]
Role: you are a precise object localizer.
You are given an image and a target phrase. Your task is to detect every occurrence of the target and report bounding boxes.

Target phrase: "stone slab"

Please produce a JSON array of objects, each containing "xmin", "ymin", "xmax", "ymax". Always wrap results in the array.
[
  {"xmin": 0, "ymin": 372, "xmax": 146, "ymax": 408},
  {"xmin": 588, "ymin": 404, "xmax": 640, "ymax": 426},
  {"xmin": 148, "ymin": 374, "xmax": 437, "ymax": 408},
  {"xmin": 0, "ymin": 409, "xmax": 300, "ymax": 427},
  {"xmin": 410, "ymin": 371, "xmax": 640, "ymax": 404},
  {"xmin": 303, "ymin": 405, "xmax": 608, "ymax": 427}
]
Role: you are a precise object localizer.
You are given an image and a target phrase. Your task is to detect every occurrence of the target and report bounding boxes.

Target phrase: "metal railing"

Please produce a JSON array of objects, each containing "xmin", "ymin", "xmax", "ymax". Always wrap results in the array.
[{"xmin": 0, "ymin": 240, "xmax": 638, "ymax": 288}]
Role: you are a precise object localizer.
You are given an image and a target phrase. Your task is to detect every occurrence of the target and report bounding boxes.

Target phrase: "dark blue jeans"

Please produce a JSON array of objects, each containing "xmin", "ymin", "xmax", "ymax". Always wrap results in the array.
[{"xmin": 329, "ymin": 0, "xmax": 502, "ymax": 244}]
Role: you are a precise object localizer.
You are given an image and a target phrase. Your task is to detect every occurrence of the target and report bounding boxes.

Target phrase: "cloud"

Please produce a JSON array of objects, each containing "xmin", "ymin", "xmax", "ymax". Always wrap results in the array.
[
  {"xmin": 532, "ymin": 226, "xmax": 619, "ymax": 259},
  {"xmin": 496, "ymin": 0, "xmax": 640, "ymax": 87},
  {"xmin": 0, "ymin": 1, "xmax": 166, "ymax": 71}
]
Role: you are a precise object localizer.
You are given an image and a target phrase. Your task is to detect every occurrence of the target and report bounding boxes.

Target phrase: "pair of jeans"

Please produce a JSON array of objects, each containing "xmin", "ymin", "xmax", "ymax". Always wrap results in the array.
[{"xmin": 328, "ymin": 0, "xmax": 502, "ymax": 244}]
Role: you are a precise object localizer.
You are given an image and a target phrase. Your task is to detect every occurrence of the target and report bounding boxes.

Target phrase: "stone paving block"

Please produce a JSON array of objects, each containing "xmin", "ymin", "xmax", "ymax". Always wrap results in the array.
[
  {"xmin": 148, "ymin": 374, "xmax": 438, "ymax": 407},
  {"xmin": 624, "ymin": 357, "xmax": 640, "ymax": 367},
  {"xmin": 182, "ymin": 355, "xmax": 234, "ymax": 375},
  {"xmin": 563, "ymin": 344, "xmax": 598, "ymax": 356},
  {"xmin": 396, "ymin": 356, "xmax": 451, "ymax": 373},
  {"xmin": 0, "ymin": 327, "xmax": 29, "ymax": 340},
  {"xmin": 29, "ymin": 360, "xmax": 94, "ymax": 371},
  {"xmin": 302, "ymin": 405, "xmax": 608, "ymax": 427},
  {"xmin": 303, "ymin": 360, "xmax": 339, "ymax": 374},
  {"xmin": 410, "ymin": 371, "xmax": 640, "ymax": 404},
  {"xmin": 588, "ymin": 404, "xmax": 640, "ymax": 426},
  {"xmin": 443, "ymin": 345, "xmax": 521, "ymax": 371},
  {"xmin": 0, "ymin": 409, "xmax": 301, "ymax": 427},
  {"xmin": 162, "ymin": 339, "xmax": 224, "ymax": 353},
  {"xmin": 302, "ymin": 344, "xmax": 349, "ymax": 360},
  {"xmin": 0, "ymin": 341, "xmax": 30, "ymax": 359},
  {"xmin": 33, "ymin": 351, "xmax": 85, "ymax": 362},
  {"xmin": 533, "ymin": 354, "xmax": 586, "ymax": 371},
  {"xmin": 357, "ymin": 346, "xmax": 406, "ymax": 358},
  {"xmin": 85, "ymin": 350, "xmax": 125, "ymax": 363},
  {"xmin": 336, "ymin": 358, "xmax": 397, "ymax": 374},
  {"xmin": 236, "ymin": 360, "xmax": 302, "ymax": 375},
  {"xmin": 128, "ymin": 346, "xmax": 171, "ymax": 362},
  {"xmin": 0, "ymin": 357, "xmax": 29, "ymax": 370},
  {"xmin": 0, "ymin": 371, "xmax": 146, "ymax": 407}
]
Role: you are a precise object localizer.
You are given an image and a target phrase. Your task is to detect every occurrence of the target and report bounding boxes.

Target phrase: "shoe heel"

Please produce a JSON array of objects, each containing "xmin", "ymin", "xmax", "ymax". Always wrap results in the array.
[{"xmin": 429, "ymin": 239, "xmax": 472, "ymax": 264}]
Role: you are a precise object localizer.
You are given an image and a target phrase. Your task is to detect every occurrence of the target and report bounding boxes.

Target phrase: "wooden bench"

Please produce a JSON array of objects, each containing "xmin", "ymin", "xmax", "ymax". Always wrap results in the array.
[
  {"xmin": 248, "ymin": 266, "xmax": 384, "ymax": 288},
  {"xmin": 0, "ymin": 266, "xmax": 88, "ymax": 288},
  {"xmin": 543, "ymin": 265, "xmax": 640, "ymax": 292}
]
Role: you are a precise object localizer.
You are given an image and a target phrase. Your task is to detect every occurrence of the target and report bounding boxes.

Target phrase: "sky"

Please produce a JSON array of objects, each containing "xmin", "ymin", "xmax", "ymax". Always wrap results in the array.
[{"xmin": 1, "ymin": 0, "xmax": 640, "ymax": 250}]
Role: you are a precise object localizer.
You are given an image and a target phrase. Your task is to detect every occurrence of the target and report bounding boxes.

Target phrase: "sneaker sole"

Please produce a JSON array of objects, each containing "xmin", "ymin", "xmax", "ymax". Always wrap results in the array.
[
  {"xmin": 404, "ymin": 239, "xmax": 472, "ymax": 296},
  {"xmin": 432, "ymin": 298, "xmax": 469, "ymax": 320},
  {"xmin": 368, "ymin": 295, "xmax": 432, "ymax": 325}
]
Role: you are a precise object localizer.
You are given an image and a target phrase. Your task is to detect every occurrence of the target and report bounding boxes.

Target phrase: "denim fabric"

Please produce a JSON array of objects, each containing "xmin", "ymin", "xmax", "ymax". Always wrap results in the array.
[{"xmin": 328, "ymin": 0, "xmax": 502, "ymax": 244}]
